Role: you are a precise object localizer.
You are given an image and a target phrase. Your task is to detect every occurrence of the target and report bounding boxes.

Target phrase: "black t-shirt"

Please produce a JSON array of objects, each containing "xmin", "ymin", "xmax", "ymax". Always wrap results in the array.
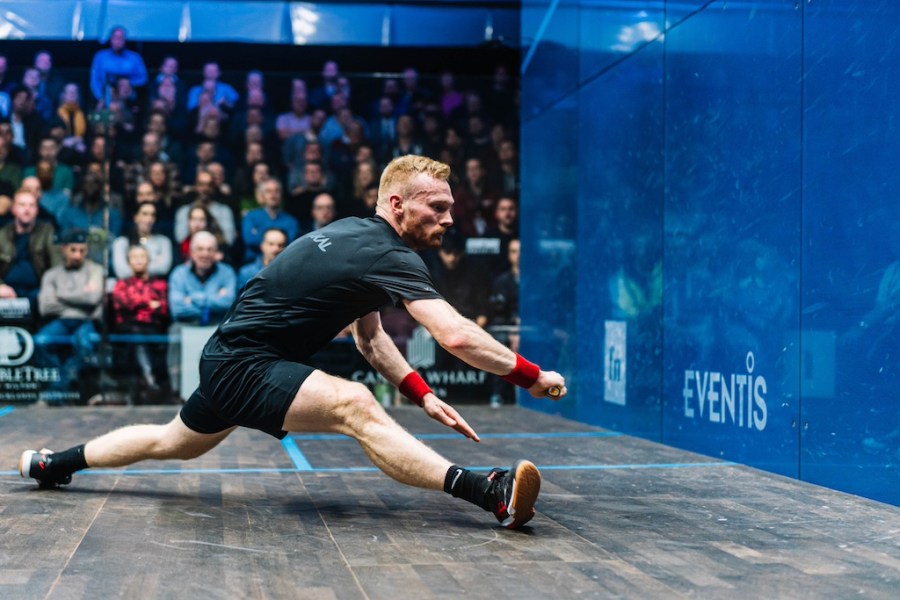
[{"xmin": 204, "ymin": 216, "xmax": 443, "ymax": 363}]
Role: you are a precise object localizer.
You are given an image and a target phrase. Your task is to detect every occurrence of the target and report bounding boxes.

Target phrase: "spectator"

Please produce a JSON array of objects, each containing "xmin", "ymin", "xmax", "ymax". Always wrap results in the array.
[
  {"xmin": 24, "ymin": 137, "xmax": 75, "ymax": 196},
  {"xmin": 276, "ymin": 89, "xmax": 311, "ymax": 142},
  {"xmin": 22, "ymin": 67, "xmax": 54, "ymax": 122},
  {"xmin": 388, "ymin": 114, "xmax": 424, "ymax": 161},
  {"xmin": 56, "ymin": 83, "xmax": 88, "ymax": 144},
  {"xmin": 309, "ymin": 192, "xmax": 336, "ymax": 231},
  {"xmin": 241, "ymin": 179, "xmax": 298, "ymax": 262},
  {"xmin": 112, "ymin": 244, "xmax": 171, "ymax": 401},
  {"xmin": 174, "ymin": 169, "xmax": 236, "ymax": 247},
  {"xmin": 429, "ymin": 234, "xmax": 488, "ymax": 326},
  {"xmin": 309, "ymin": 60, "xmax": 340, "ymax": 111},
  {"xmin": 487, "ymin": 238, "xmax": 521, "ymax": 407},
  {"xmin": 439, "ymin": 71, "xmax": 464, "ymax": 120},
  {"xmin": 495, "ymin": 138, "xmax": 519, "ymax": 198},
  {"xmin": 186, "ymin": 62, "xmax": 239, "ymax": 115},
  {"xmin": 17, "ymin": 175, "xmax": 63, "ymax": 228},
  {"xmin": 178, "ymin": 205, "xmax": 226, "ymax": 263},
  {"xmin": 237, "ymin": 227, "xmax": 288, "ymax": 289},
  {"xmin": 453, "ymin": 156, "xmax": 499, "ymax": 237},
  {"xmin": 168, "ymin": 230, "xmax": 235, "ymax": 326},
  {"xmin": 0, "ymin": 190, "xmax": 62, "ymax": 317},
  {"xmin": 9, "ymin": 87, "xmax": 44, "ymax": 164},
  {"xmin": 0, "ymin": 54, "xmax": 11, "ymax": 94},
  {"xmin": 35, "ymin": 229, "xmax": 104, "ymax": 399},
  {"xmin": 112, "ymin": 201, "xmax": 173, "ymax": 278},
  {"xmin": 0, "ymin": 134, "xmax": 23, "ymax": 190},
  {"xmin": 287, "ymin": 160, "xmax": 330, "ymax": 223},
  {"xmin": 90, "ymin": 26, "xmax": 148, "ymax": 103},
  {"xmin": 124, "ymin": 132, "xmax": 180, "ymax": 200},
  {"xmin": 59, "ymin": 169, "xmax": 124, "ymax": 264},
  {"xmin": 369, "ymin": 96, "xmax": 397, "ymax": 165},
  {"xmin": 396, "ymin": 67, "xmax": 431, "ymax": 118}
]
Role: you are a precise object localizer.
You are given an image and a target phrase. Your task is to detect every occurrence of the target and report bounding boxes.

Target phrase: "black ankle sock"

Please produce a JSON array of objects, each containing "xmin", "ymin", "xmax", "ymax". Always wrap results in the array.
[
  {"xmin": 49, "ymin": 445, "xmax": 88, "ymax": 478},
  {"xmin": 444, "ymin": 465, "xmax": 495, "ymax": 512}
]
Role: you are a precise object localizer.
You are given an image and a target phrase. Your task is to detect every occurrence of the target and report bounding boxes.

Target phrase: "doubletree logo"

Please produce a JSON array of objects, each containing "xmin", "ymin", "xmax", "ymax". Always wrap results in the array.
[{"xmin": 0, "ymin": 327, "xmax": 34, "ymax": 366}]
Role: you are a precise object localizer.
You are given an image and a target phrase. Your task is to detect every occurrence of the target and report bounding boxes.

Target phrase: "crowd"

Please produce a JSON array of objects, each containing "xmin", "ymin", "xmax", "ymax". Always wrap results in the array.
[{"xmin": 0, "ymin": 28, "xmax": 522, "ymax": 405}]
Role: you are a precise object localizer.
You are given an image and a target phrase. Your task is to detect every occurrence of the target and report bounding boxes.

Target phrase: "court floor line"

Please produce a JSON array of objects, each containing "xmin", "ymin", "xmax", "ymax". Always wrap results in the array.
[
  {"xmin": 2, "ymin": 462, "xmax": 734, "ymax": 478},
  {"xmin": 291, "ymin": 431, "xmax": 623, "ymax": 441},
  {"xmin": 0, "ymin": 406, "xmax": 14, "ymax": 418}
]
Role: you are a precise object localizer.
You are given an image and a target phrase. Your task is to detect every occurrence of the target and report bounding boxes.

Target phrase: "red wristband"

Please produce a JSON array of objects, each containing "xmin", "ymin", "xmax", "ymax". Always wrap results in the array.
[
  {"xmin": 501, "ymin": 354, "xmax": 541, "ymax": 389},
  {"xmin": 399, "ymin": 371, "xmax": 432, "ymax": 407}
]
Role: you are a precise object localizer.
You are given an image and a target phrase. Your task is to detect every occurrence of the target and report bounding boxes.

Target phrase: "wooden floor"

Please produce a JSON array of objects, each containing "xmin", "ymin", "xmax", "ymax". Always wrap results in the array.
[{"xmin": 2, "ymin": 405, "xmax": 899, "ymax": 599}]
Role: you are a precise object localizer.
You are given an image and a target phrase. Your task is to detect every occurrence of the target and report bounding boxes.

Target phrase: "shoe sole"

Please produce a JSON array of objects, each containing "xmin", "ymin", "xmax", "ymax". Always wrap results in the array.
[
  {"xmin": 19, "ymin": 450, "xmax": 36, "ymax": 479},
  {"xmin": 506, "ymin": 459, "xmax": 541, "ymax": 529}
]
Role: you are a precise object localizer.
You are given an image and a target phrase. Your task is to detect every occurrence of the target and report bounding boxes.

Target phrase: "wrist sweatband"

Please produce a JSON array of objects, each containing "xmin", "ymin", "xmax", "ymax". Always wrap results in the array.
[
  {"xmin": 399, "ymin": 371, "xmax": 432, "ymax": 407},
  {"xmin": 501, "ymin": 354, "xmax": 540, "ymax": 389}
]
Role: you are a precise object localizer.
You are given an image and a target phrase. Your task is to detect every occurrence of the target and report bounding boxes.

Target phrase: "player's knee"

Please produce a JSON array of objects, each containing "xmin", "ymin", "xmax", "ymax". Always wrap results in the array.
[{"xmin": 338, "ymin": 382, "xmax": 385, "ymax": 427}]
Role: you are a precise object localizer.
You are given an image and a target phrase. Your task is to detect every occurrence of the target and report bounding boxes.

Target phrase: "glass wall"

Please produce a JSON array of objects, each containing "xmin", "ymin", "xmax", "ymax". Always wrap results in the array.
[{"xmin": 520, "ymin": 0, "xmax": 900, "ymax": 505}]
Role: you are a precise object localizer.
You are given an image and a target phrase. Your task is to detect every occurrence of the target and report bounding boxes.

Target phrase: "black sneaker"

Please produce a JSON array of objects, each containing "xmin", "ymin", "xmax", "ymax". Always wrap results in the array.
[
  {"xmin": 19, "ymin": 448, "xmax": 72, "ymax": 488},
  {"xmin": 487, "ymin": 459, "xmax": 541, "ymax": 529}
]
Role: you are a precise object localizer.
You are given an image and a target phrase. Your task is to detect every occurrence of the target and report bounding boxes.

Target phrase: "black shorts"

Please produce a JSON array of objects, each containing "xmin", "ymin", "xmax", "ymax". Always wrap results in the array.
[{"xmin": 180, "ymin": 355, "xmax": 315, "ymax": 439}]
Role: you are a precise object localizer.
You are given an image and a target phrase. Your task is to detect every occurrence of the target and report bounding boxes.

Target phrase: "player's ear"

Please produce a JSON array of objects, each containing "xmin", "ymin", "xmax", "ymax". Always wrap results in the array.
[{"xmin": 389, "ymin": 194, "xmax": 403, "ymax": 214}]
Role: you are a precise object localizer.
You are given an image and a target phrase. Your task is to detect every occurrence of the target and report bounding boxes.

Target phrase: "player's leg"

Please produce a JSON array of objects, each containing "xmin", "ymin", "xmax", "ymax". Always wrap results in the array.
[
  {"xmin": 282, "ymin": 369, "xmax": 451, "ymax": 490},
  {"xmin": 282, "ymin": 369, "xmax": 540, "ymax": 528}
]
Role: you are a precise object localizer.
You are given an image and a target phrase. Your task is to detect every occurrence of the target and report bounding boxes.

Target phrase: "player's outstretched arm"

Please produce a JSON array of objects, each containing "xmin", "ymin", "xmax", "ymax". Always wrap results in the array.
[
  {"xmin": 405, "ymin": 298, "xmax": 567, "ymax": 400},
  {"xmin": 350, "ymin": 311, "xmax": 480, "ymax": 441}
]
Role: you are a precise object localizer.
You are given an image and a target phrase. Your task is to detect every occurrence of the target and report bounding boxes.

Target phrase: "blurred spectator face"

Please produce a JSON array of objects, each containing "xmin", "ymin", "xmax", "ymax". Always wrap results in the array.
[
  {"xmin": 445, "ymin": 128, "xmax": 461, "ymax": 149},
  {"xmin": 23, "ymin": 68, "xmax": 40, "ymax": 89},
  {"xmin": 142, "ymin": 133, "xmax": 161, "ymax": 159},
  {"xmin": 0, "ymin": 56, "xmax": 7, "ymax": 77},
  {"xmin": 465, "ymin": 92, "xmax": 482, "ymax": 113},
  {"xmin": 149, "ymin": 162, "xmax": 167, "ymax": 187},
  {"xmin": 245, "ymin": 142, "xmax": 263, "ymax": 165},
  {"xmin": 20, "ymin": 176, "xmax": 42, "ymax": 199},
  {"xmin": 188, "ymin": 207, "xmax": 208, "ymax": 234},
  {"xmin": 194, "ymin": 172, "xmax": 214, "ymax": 199},
  {"xmin": 357, "ymin": 162, "xmax": 375, "ymax": 188},
  {"xmin": 247, "ymin": 71, "xmax": 263, "ymax": 91},
  {"xmin": 147, "ymin": 113, "xmax": 167, "ymax": 136},
  {"xmin": 355, "ymin": 145, "xmax": 372, "ymax": 165},
  {"xmin": 311, "ymin": 194, "xmax": 335, "ymax": 227},
  {"xmin": 136, "ymin": 182, "xmax": 157, "ymax": 203},
  {"xmin": 499, "ymin": 139, "xmax": 516, "ymax": 163},
  {"xmin": 35, "ymin": 52, "xmax": 52, "ymax": 73},
  {"xmin": 403, "ymin": 68, "xmax": 418, "ymax": 89},
  {"xmin": 201, "ymin": 116, "xmax": 221, "ymax": 140},
  {"xmin": 363, "ymin": 186, "xmax": 378, "ymax": 210},
  {"xmin": 260, "ymin": 229, "xmax": 288, "ymax": 263},
  {"xmin": 63, "ymin": 242, "xmax": 88, "ymax": 268},
  {"xmin": 251, "ymin": 163, "xmax": 270, "ymax": 185},
  {"xmin": 190, "ymin": 232, "xmax": 218, "ymax": 271},
  {"xmin": 397, "ymin": 115, "xmax": 414, "ymax": 137},
  {"xmin": 378, "ymin": 97, "xmax": 394, "ymax": 117},
  {"xmin": 206, "ymin": 162, "xmax": 226, "ymax": 188},
  {"xmin": 304, "ymin": 143, "xmax": 322, "ymax": 163},
  {"xmin": 12, "ymin": 89, "xmax": 32, "ymax": 114},
  {"xmin": 160, "ymin": 57, "xmax": 178, "ymax": 76},
  {"xmin": 133, "ymin": 203, "xmax": 157, "ymax": 234},
  {"xmin": 292, "ymin": 78, "xmax": 307, "ymax": 94},
  {"xmin": 196, "ymin": 142, "xmax": 215, "ymax": 164},
  {"xmin": 247, "ymin": 89, "xmax": 265, "ymax": 108},
  {"xmin": 90, "ymin": 137, "xmax": 106, "ymax": 161},
  {"xmin": 304, "ymin": 163, "xmax": 324, "ymax": 187},
  {"xmin": 127, "ymin": 245, "xmax": 150, "ymax": 275},
  {"xmin": 322, "ymin": 61, "xmax": 339, "ymax": 81},
  {"xmin": 468, "ymin": 115, "xmax": 485, "ymax": 138},
  {"xmin": 508, "ymin": 239, "xmax": 520, "ymax": 268},
  {"xmin": 116, "ymin": 77, "xmax": 133, "ymax": 99},
  {"xmin": 39, "ymin": 139, "xmax": 59, "ymax": 162},
  {"xmin": 12, "ymin": 192, "xmax": 38, "ymax": 228},
  {"xmin": 260, "ymin": 180, "xmax": 281, "ymax": 210},
  {"xmin": 465, "ymin": 159, "xmax": 484, "ymax": 185},
  {"xmin": 383, "ymin": 79, "xmax": 399, "ymax": 97},
  {"xmin": 330, "ymin": 92, "xmax": 347, "ymax": 113},
  {"xmin": 246, "ymin": 109, "xmax": 263, "ymax": 128},
  {"xmin": 109, "ymin": 27, "xmax": 126, "ymax": 52},
  {"xmin": 81, "ymin": 171, "xmax": 103, "ymax": 197},
  {"xmin": 203, "ymin": 63, "xmax": 220, "ymax": 81},
  {"xmin": 61, "ymin": 83, "xmax": 80, "ymax": 105},
  {"xmin": 495, "ymin": 198, "xmax": 517, "ymax": 227}
]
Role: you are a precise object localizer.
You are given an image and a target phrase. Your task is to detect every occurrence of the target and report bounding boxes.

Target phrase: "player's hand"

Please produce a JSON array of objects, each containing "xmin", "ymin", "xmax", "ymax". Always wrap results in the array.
[
  {"xmin": 527, "ymin": 370, "xmax": 567, "ymax": 401},
  {"xmin": 422, "ymin": 394, "xmax": 480, "ymax": 442}
]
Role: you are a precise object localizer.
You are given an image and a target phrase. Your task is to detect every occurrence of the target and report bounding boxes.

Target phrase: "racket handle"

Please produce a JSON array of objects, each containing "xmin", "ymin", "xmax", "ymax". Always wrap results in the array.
[{"xmin": 547, "ymin": 386, "xmax": 562, "ymax": 399}]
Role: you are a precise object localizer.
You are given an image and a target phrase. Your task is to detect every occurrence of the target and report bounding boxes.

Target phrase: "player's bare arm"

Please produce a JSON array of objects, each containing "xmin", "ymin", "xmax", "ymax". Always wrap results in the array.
[
  {"xmin": 350, "ymin": 311, "xmax": 480, "ymax": 441},
  {"xmin": 405, "ymin": 298, "xmax": 567, "ymax": 399}
]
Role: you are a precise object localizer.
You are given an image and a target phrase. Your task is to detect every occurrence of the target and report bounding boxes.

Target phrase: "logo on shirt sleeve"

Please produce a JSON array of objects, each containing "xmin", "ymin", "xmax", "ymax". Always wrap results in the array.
[{"xmin": 310, "ymin": 233, "xmax": 332, "ymax": 252}]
